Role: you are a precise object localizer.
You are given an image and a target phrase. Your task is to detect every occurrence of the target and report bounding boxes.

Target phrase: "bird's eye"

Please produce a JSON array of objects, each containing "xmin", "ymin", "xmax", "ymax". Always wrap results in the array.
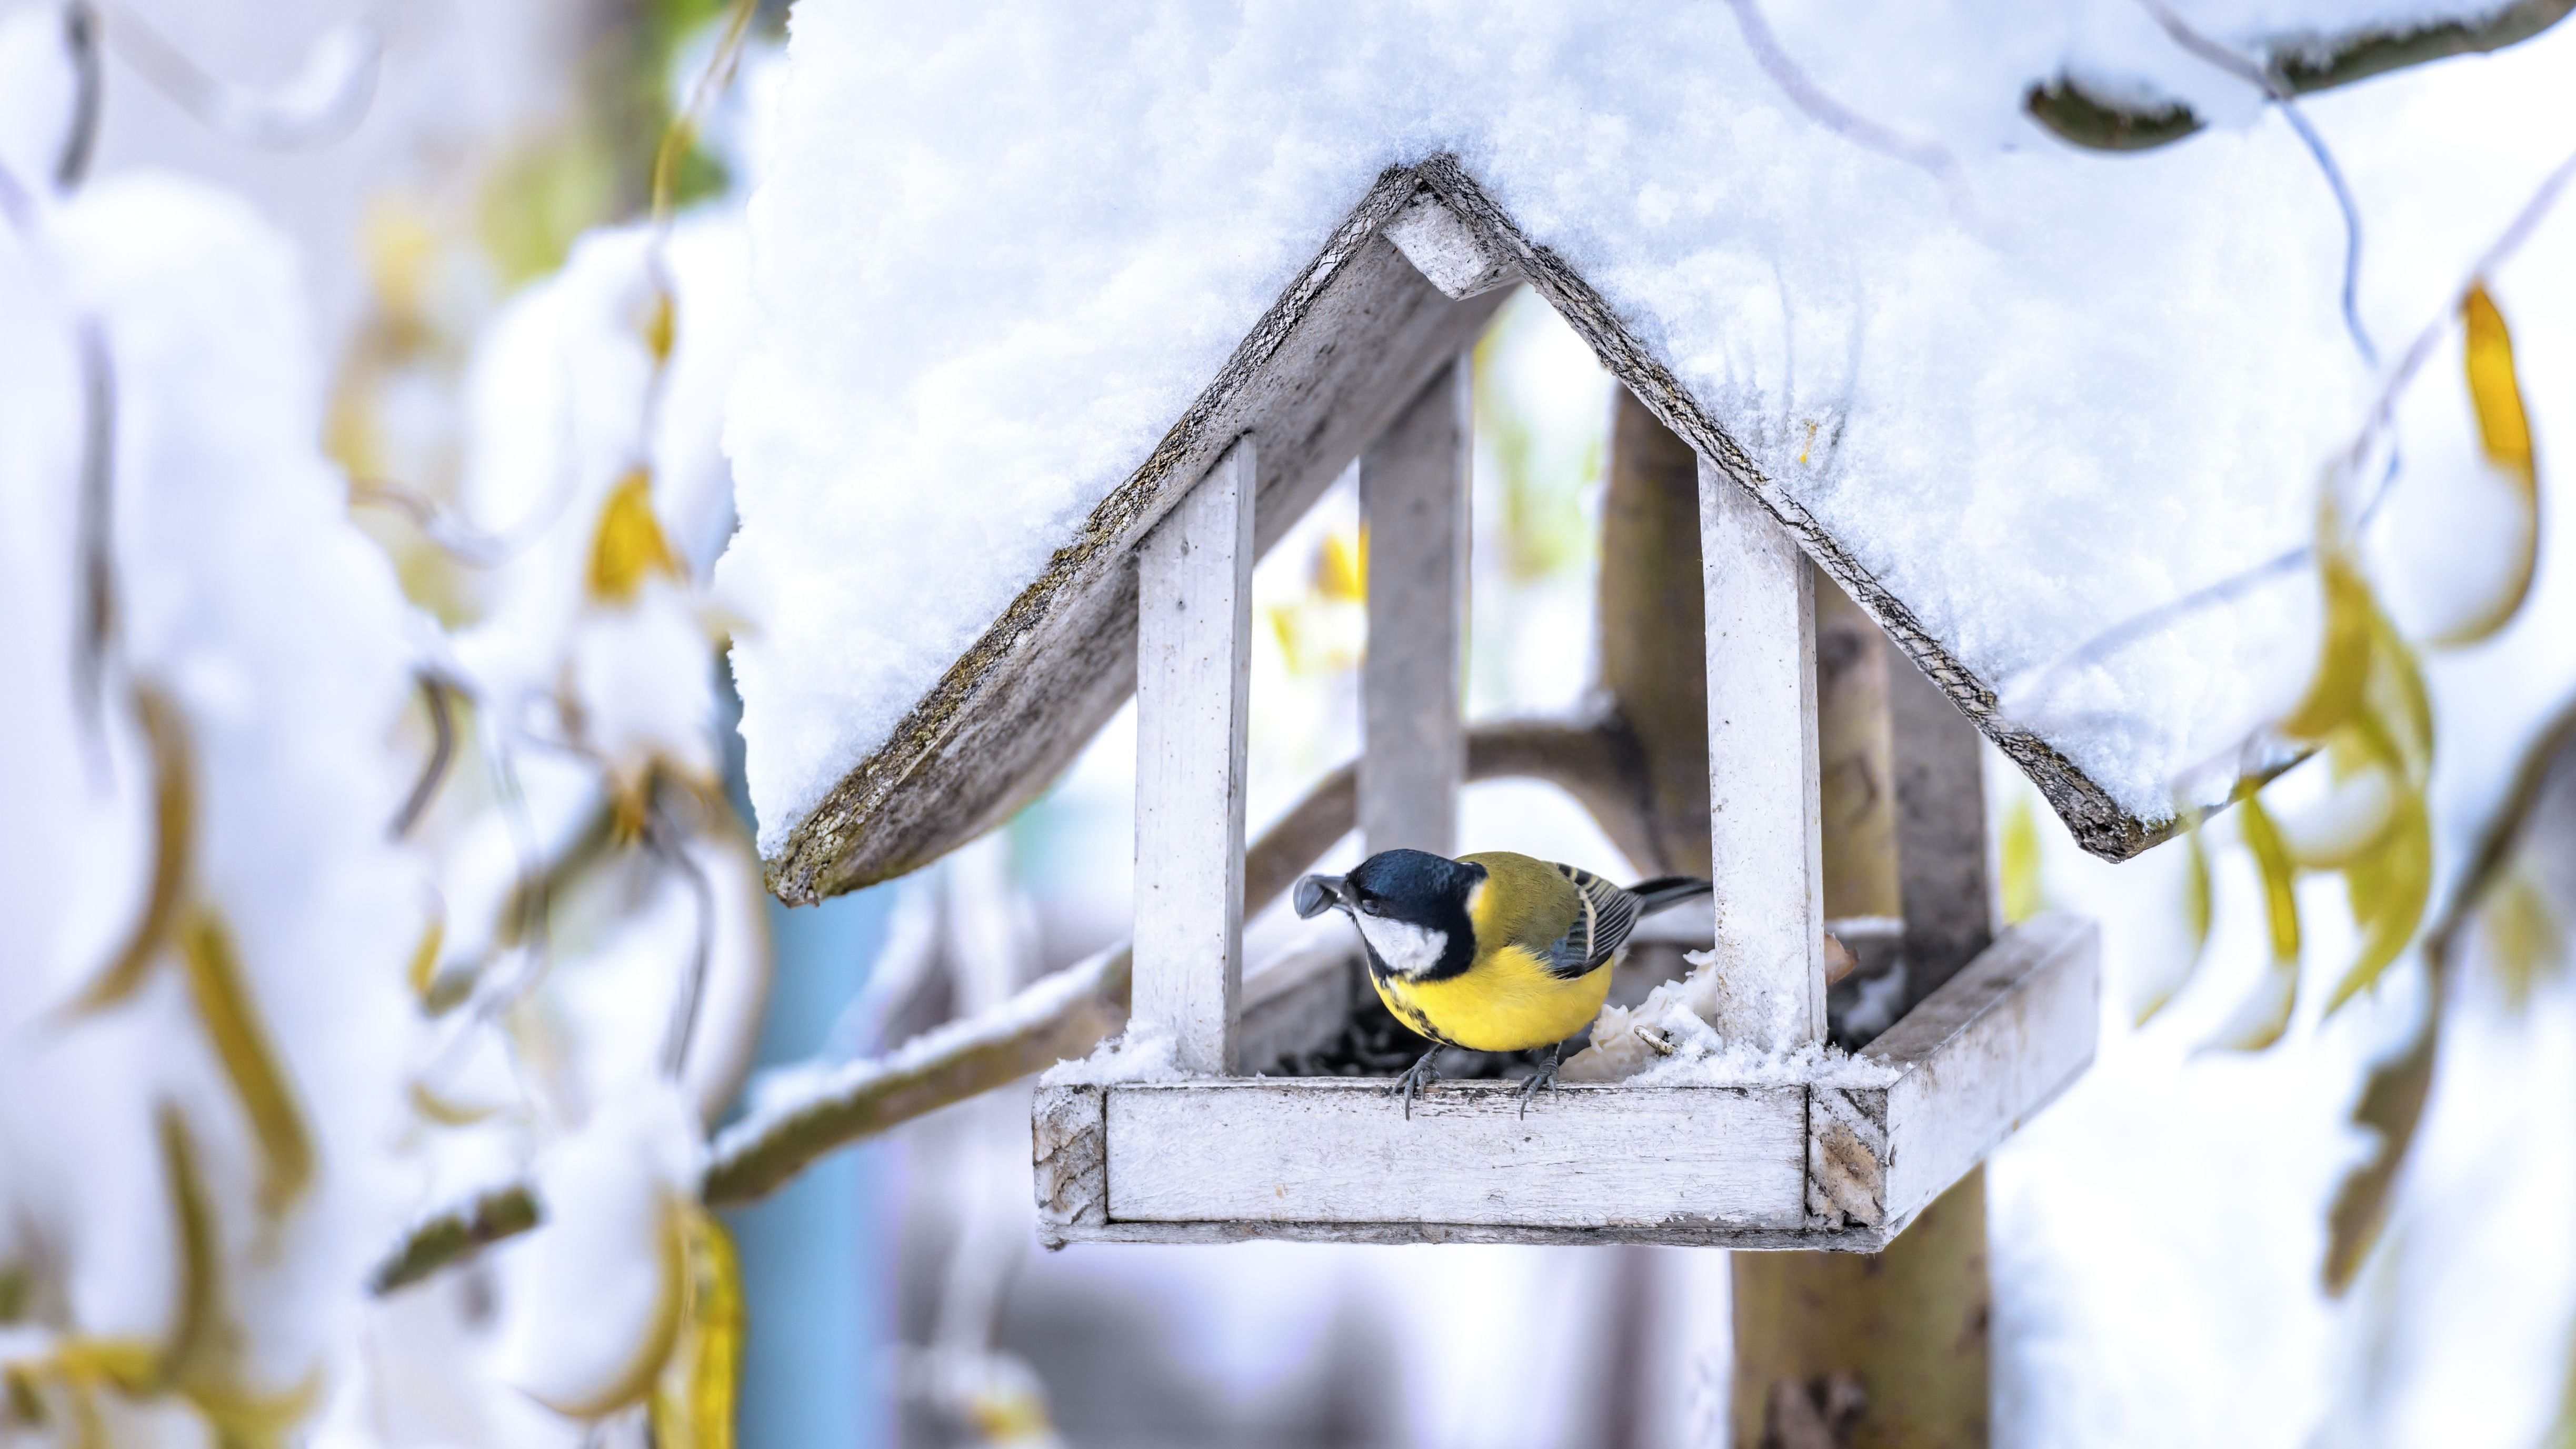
[{"xmin": 1357, "ymin": 898, "xmax": 1381, "ymax": 916}]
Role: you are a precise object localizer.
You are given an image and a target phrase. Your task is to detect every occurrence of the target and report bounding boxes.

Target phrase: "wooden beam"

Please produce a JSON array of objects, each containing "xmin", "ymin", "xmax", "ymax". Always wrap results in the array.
[
  {"xmin": 1413, "ymin": 155, "xmax": 2170, "ymax": 863},
  {"xmin": 1132, "ymin": 440, "xmax": 1255, "ymax": 1075},
  {"xmin": 770, "ymin": 168, "xmax": 1509, "ymax": 902},
  {"xmin": 1103, "ymin": 1079, "xmax": 1807, "ymax": 1231},
  {"xmin": 1889, "ymin": 637, "xmax": 1996, "ymax": 1006},
  {"xmin": 1700, "ymin": 457, "xmax": 1824, "ymax": 1051},
  {"xmin": 1360, "ymin": 356, "xmax": 1471, "ymax": 856},
  {"xmin": 1862, "ymin": 913, "xmax": 2097, "ymax": 1224},
  {"xmin": 1036, "ymin": 917, "xmax": 2096, "ymax": 1251}
]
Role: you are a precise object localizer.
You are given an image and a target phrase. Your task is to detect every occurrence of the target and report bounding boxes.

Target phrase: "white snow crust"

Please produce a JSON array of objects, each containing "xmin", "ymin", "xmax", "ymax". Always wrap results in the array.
[{"xmin": 721, "ymin": 0, "xmax": 2570, "ymax": 854}]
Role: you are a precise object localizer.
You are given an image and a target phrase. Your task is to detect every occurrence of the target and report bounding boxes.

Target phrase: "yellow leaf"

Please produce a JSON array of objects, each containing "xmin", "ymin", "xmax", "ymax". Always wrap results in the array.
[
  {"xmin": 69, "ymin": 687, "xmax": 193, "ymax": 1014},
  {"xmin": 151, "ymin": 1105, "xmax": 217, "ymax": 1392},
  {"xmin": 2000, "ymin": 795, "xmax": 2045, "ymax": 925},
  {"xmin": 2437, "ymin": 284, "xmax": 2540, "ymax": 646},
  {"xmin": 2279, "ymin": 545, "xmax": 2375, "ymax": 743},
  {"xmin": 2325, "ymin": 784, "xmax": 2431, "ymax": 1015},
  {"xmin": 588, "ymin": 468, "xmax": 682, "ymax": 604},
  {"xmin": 644, "ymin": 285, "xmax": 677, "ymax": 365},
  {"xmin": 531, "ymin": 1191, "xmax": 691, "ymax": 1421},
  {"xmin": 406, "ymin": 1079, "xmax": 499, "ymax": 1128},
  {"xmin": 650, "ymin": 1208, "xmax": 744, "ymax": 1449},
  {"xmin": 1316, "ymin": 525, "xmax": 1367, "ymax": 603},
  {"xmin": 405, "ymin": 909, "xmax": 444, "ymax": 1004},
  {"xmin": 2485, "ymin": 871, "xmax": 2567, "ymax": 1009},
  {"xmin": 2203, "ymin": 794, "xmax": 2302, "ymax": 1052},
  {"xmin": 2136, "ymin": 808, "xmax": 2209, "ymax": 1026},
  {"xmin": 177, "ymin": 910, "xmax": 314, "ymax": 1217}
]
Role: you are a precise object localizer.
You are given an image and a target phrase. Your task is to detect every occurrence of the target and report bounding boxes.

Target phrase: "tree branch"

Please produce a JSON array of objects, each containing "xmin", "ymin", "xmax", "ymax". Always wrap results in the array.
[{"xmin": 2027, "ymin": 0, "xmax": 2571, "ymax": 152}]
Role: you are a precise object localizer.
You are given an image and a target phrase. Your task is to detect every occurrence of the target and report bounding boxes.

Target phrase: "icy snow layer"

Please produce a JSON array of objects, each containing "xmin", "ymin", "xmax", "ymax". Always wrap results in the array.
[
  {"xmin": 0, "ymin": 173, "xmax": 427, "ymax": 1404},
  {"xmin": 721, "ymin": 0, "xmax": 2573, "ymax": 854}
]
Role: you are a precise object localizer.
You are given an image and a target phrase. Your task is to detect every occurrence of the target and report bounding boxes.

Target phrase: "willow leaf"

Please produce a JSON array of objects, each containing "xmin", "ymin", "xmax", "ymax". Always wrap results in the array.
[
  {"xmin": 178, "ymin": 910, "xmax": 314, "ymax": 1217},
  {"xmin": 531, "ymin": 1191, "xmax": 690, "ymax": 1421},
  {"xmin": 2322, "ymin": 1006, "xmax": 2437, "ymax": 1294},
  {"xmin": 650, "ymin": 1208, "xmax": 743, "ymax": 1449},
  {"xmin": 2328, "ymin": 791, "xmax": 2432, "ymax": 1013},
  {"xmin": 2437, "ymin": 284, "xmax": 2540, "ymax": 646},
  {"xmin": 71, "ymin": 687, "xmax": 193, "ymax": 1013},
  {"xmin": 2138, "ymin": 810, "xmax": 2211, "ymax": 1026},
  {"xmin": 2203, "ymin": 795, "xmax": 2303, "ymax": 1052},
  {"xmin": 587, "ymin": 468, "xmax": 682, "ymax": 603},
  {"xmin": 152, "ymin": 1105, "xmax": 217, "ymax": 1392},
  {"xmin": 2280, "ymin": 548, "xmax": 2376, "ymax": 743},
  {"xmin": 2001, "ymin": 795, "xmax": 2045, "ymax": 925}
]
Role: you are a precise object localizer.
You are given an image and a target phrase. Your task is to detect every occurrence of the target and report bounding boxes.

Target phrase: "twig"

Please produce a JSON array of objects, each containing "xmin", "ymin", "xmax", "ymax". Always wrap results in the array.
[
  {"xmin": 1721, "ymin": 0, "xmax": 1979, "ymax": 224},
  {"xmin": 55, "ymin": 2, "xmax": 101, "ymax": 191},
  {"xmin": 2136, "ymin": 0, "xmax": 2377, "ymax": 366},
  {"xmin": 366, "ymin": 714, "xmax": 1662, "ymax": 1280},
  {"xmin": 2005, "ymin": 139, "xmax": 2576, "ymax": 724},
  {"xmin": 93, "ymin": 1, "xmax": 379, "ymax": 151},
  {"xmin": 388, "ymin": 672, "xmax": 455, "ymax": 840}
]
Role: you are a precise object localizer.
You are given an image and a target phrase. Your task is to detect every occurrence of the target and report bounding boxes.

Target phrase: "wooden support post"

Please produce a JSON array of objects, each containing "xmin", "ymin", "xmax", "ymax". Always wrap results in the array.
[
  {"xmin": 1360, "ymin": 356, "xmax": 1470, "ymax": 856},
  {"xmin": 1133, "ymin": 439, "xmax": 1256, "ymax": 1075},
  {"xmin": 1733, "ymin": 576, "xmax": 1998, "ymax": 1449},
  {"xmin": 1699, "ymin": 461, "xmax": 1824, "ymax": 1051},
  {"xmin": 1890, "ymin": 643, "xmax": 1996, "ymax": 1006}
]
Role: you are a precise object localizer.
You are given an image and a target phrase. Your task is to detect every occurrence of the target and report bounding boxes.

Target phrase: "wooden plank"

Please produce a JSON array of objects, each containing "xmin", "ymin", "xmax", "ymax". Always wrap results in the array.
[
  {"xmin": 1862, "ymin": 913, "xmax": 2099, "ymax": 1223},
  {"xmin": 1699, "ymin": 456, "xmax": 1824, "ymax": 1052},
  {"xmin": 1103, "ymin": 1079, "xmax": 1807, "ymax": 1231},
  {"xmin": 1238, "ymin": 939, "xmax": 1356, "ymax": 1073},
  {"xmin": 1382, "ymin": 185, "xmax": 1519, "ymax": 299},
  {"xmin": 1133, "ymin": 441, "xmax": 1256, "ymax": 1074},
  {"xmin": 771, "ymin": 169, "xmax": 1510, "ymax": 902},
  {"xmin": 1412, "ymin": 155, "xmax": 2169, "ymax": 863},
  {"xmin": 1889, "ymin": 635, "xmax": 1996, "ymax": 1006},
  {"xmin": 1360, "ymin": 356, "xmax": 1471, "ymax": 856},
  {"xmin": 1032, "ymin": 1084, "xmax": 1107, "ymax": 1230},
  {"xmin": 1042, "ymin": 1217, "xmax": 1898, "ymax": 1252}
]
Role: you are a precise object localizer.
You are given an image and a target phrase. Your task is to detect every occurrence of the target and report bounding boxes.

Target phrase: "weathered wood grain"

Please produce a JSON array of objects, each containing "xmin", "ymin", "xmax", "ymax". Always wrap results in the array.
[
  {"xmin": 1862, "ymin": 912, "xmax": 2098, "ymax": 1223},
  {"xmin": 1411, "ymin": 156, "xmax": 2168, "ymax": 862},
  {"xmin": 1701, "ymin": 456, "xmax": 1825, "ymax": 1052},
  {"xmin": 1033, "ymin": 1083, "xmax": 1107, "ymax": 1230},
  {"xmin": 1889, "ymin": 635, "xmax": 1997, "ymax": 1006},
  {"xmin": 1383, "ymin": 184, "xmax": 1520, "ymax": 299},
  {"xmin": 769, "ymin": 170, "xmax": 1509, "ymax": 902},
  {"xmin": 1034, "ymin": 916, "xmax": 2094, "ymax": 1250},
  {"xmin": 1360, "ymin": 358, "xmax": 1471, "ymax": 857},
  {"xmin": 1104, "ymin": 1078, "xmax": 1808, "ymax": 1230},
  {"xmin": 1133, "ymin": 442, "xmax": 1255, "ymax": 1075}
]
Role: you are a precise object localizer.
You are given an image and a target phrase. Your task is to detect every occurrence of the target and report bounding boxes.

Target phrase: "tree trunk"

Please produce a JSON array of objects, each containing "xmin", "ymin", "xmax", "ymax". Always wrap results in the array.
[{"xmin": 1596, "ymin": 387, "xmax": 1994, "ymax": 1449}]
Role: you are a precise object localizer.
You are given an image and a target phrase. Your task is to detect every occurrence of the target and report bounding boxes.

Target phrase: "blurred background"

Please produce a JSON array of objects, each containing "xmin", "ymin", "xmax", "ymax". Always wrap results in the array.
[{"xmin": 7, "ymin": 2, "xmax": 2576, "ymax": 1447}]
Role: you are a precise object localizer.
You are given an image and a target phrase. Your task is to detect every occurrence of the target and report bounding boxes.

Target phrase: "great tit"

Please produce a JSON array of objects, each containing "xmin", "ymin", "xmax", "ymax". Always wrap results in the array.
[{"xmin": 1294, "ymin": 849, "xmax": 1713, "ymax": 1115}]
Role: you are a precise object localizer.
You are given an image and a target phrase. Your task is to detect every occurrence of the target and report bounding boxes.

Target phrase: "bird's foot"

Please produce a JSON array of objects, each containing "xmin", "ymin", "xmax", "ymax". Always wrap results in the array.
[
  {"xmin": 1390, "ymin": 1048, "xmax": 1441, "ymax": 1119},
  {"xmin": 1517, "ymin": 1050, "xmax": 1562, "ymax": 1119}
]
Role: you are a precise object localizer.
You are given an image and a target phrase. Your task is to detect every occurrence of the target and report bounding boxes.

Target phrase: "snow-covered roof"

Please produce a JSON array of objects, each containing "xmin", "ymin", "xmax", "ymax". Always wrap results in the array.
[{"xmin": 718, "ymin": 2, "xmax": 2576, "ymax": 902}]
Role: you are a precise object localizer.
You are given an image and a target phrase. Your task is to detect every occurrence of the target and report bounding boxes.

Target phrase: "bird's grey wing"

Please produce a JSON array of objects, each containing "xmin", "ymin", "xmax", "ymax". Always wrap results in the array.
[{"xmin": 1541, "ymin": 863, "xmax": 1643, "ymax": 978}]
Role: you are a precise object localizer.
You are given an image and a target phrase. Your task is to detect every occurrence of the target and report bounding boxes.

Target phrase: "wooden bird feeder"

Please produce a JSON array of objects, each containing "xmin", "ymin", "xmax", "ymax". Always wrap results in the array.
[{"xmin": 768, "ymin": 159, "xmax": 2111, "ymax": 1250}]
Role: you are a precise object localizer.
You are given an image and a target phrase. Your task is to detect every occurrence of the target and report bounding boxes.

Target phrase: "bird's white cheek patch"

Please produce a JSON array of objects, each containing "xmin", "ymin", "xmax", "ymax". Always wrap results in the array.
[{"xmin": 1357, "ymin": 916, "xmax": 1447, "ymax": 976}]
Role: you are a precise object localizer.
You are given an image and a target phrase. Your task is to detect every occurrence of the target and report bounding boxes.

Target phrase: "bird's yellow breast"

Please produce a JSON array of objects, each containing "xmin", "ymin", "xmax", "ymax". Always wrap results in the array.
[{"xmin": 1369, "ymin": 944, "xmax": 1612, "ymax": 1054}]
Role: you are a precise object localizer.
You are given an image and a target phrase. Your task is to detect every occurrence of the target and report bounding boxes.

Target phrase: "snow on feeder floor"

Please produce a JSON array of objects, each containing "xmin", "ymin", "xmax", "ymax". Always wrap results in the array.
[{"xmin": 991, "ymin": 172, "xmax": 2098, "ymax": 1248}]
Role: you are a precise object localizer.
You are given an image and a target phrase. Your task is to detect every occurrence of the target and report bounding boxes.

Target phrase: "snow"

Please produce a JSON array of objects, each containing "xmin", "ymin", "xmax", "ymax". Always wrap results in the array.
[
  {"xmin": 1036, "ymin": 1019, "xmax": 1186, "ymax": 1087},
  {"xmin": 1565, "ymin": 948, "xmax": 1904, "ymax": 1087},
  {"xmin": 0, "ymin": 168, "xmax": 431, "ymax": 1401},
  {"xmin": 719, "ymin": 0, "xmax": 2572, "ymax": 855}
]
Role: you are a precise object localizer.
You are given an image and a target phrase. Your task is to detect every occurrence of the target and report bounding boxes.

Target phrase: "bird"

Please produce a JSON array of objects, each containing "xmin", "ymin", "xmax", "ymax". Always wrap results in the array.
[{"xmin": 1293, "ymin": 848, "xmax": 1713, "ymax": 1117}]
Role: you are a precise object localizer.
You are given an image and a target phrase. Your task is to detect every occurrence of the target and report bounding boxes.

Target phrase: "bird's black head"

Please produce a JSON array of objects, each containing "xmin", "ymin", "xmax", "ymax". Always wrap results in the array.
[{"xmin": 1293, "ymin": 849, "xmax": 1484, "ymax": 980}]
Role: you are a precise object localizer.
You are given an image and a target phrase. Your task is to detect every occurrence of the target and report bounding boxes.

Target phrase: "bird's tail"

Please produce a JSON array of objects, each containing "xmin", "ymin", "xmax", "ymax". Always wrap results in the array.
[{"xmin": 1628, "ymin": 875, "xmax": 1714, "ymax": 915}]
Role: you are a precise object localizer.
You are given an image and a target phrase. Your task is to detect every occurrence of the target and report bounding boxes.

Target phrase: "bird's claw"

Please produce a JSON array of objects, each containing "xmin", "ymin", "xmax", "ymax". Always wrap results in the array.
[
  {"xmin": 1517, "ymin": 1060, "xmax": 1560, "ymax": 1119},
  {"xmin": 1390, "ymin": 1049, "xmax": 1441, "ymax": 1120}
]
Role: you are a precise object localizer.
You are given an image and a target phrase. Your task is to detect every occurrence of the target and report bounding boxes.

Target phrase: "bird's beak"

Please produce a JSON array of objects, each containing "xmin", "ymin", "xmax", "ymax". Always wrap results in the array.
[{"xmin": 1293, "ymin": 874, "xmax": 1347, "ymax": 920}]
